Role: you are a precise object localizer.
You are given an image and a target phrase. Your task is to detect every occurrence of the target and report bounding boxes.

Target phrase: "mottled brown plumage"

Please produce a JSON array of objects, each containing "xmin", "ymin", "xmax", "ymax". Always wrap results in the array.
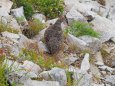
[
  {"xmin": 44, "ymin": 16, "xmax": 66, "ymax": 55},
  {"xmin": 97, "ymin": 0, "xmax": 106, "ymax": 6}
]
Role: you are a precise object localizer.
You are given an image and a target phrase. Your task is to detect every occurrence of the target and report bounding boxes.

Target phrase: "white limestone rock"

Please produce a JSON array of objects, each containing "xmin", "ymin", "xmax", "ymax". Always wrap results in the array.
[
  {"xmin": 79, "ymin": 36, "xmax": 102, "ymax": 52},
  {"xmin": 0, "ymin": 0, "xmax": 13, "ymax": 16},
  {"xmin": 80, "ymin": 53, "xmax": 90, "ymax": 73},
  {"xmin": 95, "ymin": 52, "xmax": 104, "ymax": 66},
  {"xmin": 21, "ymin": 60, "xmax": 42, "ymax": 75},
  {"xmin": 11, "ymin": 6, "xmax": 28, "ymax": 29},
  {"xmin": 64, "ymin": 54, "xmax": 78, "ymax": 65},
  {"xmin": 35, "ymin": 28, "xmax": 46, "ymax": 41},
  {"xmin": 32, "ymin": 13, "xmax": 46, "ymax": 23},
  {"xmin": 105, "ymin": 75, "xmax": 115, "ymax": 86},
  {"xmin": 18, "ymin": 34, "xmax": 38, "ymax": 51},
  {"xmin": 5, "ymin": 59, "xmax": 42, "ymax": 78},
  {"xmin": 0, "ymin": 0, "xmax": 20, "ymax": 30},
  {"xmin": 39, "ymin": 67, "xmax": 67, "ymax": 86},
  {"xmin": 74, "ymin": 71, "xmax": 92, "ymax": 86},
  {"xmin": 64, "ymin": 0, "xmax": 79, "ymax": 11},
  {"xmin": 91, "ymin": 15, "xmax": 115, "ymax": 42},
  {"xmin": 24, "ymin": 79, "xmax": 60, "ymax": 86},
  {"xmin": 38, "ymin": 41, "xmax": 49, "ymax": 53},
  {"xmin": 92, "ymin": 83, "xmax": 104, "ymax": 86},
  {"xmin": 1, "ymin": 31, "xmax": 20, "ymax": 44},
  {"xmin": 66, "ymin": 7, "xmax": 86, "ymax": 24},
  {"xmin": 98, "ymin": 65, "xmax": 114, "ymax": 73},
  {"xmin": 67, "ymin": 34, "xmax": 87, "ymax": 50}
]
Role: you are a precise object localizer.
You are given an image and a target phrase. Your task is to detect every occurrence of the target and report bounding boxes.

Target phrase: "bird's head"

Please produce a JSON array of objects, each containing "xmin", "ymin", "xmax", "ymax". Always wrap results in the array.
[{"xmin": 54, "ymin": 15, "xmax": 68, "ymax": 26}]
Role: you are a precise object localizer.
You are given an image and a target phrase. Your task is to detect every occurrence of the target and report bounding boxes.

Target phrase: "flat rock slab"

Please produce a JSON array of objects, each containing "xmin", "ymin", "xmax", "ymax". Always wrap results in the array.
[
  {"xmin": 0, "ymin": 0, "xmax": 13, "ymax": 16},
  {"xmin": 25, "ymin": 80, "xmax": 60, "ymax": 86}
]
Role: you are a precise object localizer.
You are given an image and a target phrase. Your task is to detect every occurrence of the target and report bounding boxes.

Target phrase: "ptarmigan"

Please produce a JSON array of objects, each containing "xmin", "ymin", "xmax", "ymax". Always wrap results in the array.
[{"xmin": 44, "ymin": 16, "xmax": 67, "ymax": 55}]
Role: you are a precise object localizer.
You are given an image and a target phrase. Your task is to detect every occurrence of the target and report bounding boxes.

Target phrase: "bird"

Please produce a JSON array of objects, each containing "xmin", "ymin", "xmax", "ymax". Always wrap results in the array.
[
  {"xmin": 44, "ymin": 16, "xmax": 67, "ymax": 55},
  {"xmin": 97, "ymin": 0, "xmax": 106, "ymax": 6}
]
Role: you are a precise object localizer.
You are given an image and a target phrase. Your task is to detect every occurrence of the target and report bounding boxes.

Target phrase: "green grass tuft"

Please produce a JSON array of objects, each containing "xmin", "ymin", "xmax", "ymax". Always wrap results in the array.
[
  {"xmin": 13, "ymin": 0, "xmax": 64, "ymax": 19},
  {"xmin": 66, "ymin": 71, "xmax": 74, "ymax": 86},
  {"xmin": 30, "ymin": 0, "xmax": 64, "ymax": 19},
  {"xmin": 65, "ymin": 21, "xmax": 100, "ymax": 38},
  {"xmin": 0, "ymin": 23, "xmax": 19, "ymax": 34},
  {"xmin": 22, "ymin": 19, "xmax": 45, "ymax": 38},
  {"xmin": 0, "ymin": 54, "xmax": 8, "ymax": 86},
  {"xmin": 13, "ymin": 0, "xmax": 34, "ymax": 20},
  {"xmin": 19, "ymin": 49, "xmax": 67, "ymax": 69}
]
